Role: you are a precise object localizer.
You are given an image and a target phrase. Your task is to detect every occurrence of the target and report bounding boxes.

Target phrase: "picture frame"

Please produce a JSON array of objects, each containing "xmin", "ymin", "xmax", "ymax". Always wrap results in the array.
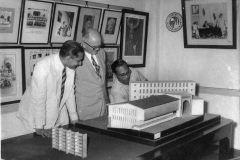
[
  {"xmin": 100, "ymin": 10, "xmax": 122, "ymax": 45},
  {"xmin": 75, "ymin": 7, "xmax": 102, "ymax": 43},
  {"xmin": 0, "ymin": 0, "xmax": 23, "ymax": 44},
  {"xmin": 50, "ymin": 3, "xmax": 80, "ymax": 43},
  {"xmin": 20, "ymin": 0, "xmax": 53, "ymax": 44},
  {"xmin": 0, "ymin": 47, "xmax": 23, "ymax": 105},
  {"xmin": 181, "ymin": 0, "xmax": 236, "ymax": 49},
  {"xmin": 103, "ymin": 46, "xmax": 119, "ymax": 87},
  {"xmin": 23, "ymin": 47, "xmax": 61, "ymax": 91},
  {"xmin": 120, "ymin": 9, "xmax": 149, "ymax": 67}
]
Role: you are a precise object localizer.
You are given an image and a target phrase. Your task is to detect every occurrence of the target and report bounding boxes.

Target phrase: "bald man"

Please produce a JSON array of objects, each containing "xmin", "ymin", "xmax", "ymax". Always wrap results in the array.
[{"xmin": 75, "ymin": 29, "xmax": 109, "ymax": 120}]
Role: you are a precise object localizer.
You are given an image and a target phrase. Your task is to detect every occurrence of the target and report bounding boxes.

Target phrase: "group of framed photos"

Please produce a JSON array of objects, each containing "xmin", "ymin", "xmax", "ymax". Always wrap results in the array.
[
  {"xmin": 0, "ymin": 0, "xmax": 149, "ymax": 105},
  {"xmin": 2, "ymin": 0, "xmax": 122, "ymax": 45}
]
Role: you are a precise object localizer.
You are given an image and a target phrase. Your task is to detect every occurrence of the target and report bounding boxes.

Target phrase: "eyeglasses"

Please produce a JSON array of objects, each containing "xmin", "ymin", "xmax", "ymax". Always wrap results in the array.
[
  {"xmin": 84, "ymin": 42, "xmax": 102, "ymax": 51},
  {"xmin": 117, "ymin": 69, "xmax": 132, "ymax": 78}
]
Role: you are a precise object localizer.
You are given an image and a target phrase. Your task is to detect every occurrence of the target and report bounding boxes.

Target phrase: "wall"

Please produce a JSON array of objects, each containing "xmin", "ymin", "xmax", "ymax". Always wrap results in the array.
[{"xmin": 144, "ymin": 0, "xmax": 240, "ymax": 149}]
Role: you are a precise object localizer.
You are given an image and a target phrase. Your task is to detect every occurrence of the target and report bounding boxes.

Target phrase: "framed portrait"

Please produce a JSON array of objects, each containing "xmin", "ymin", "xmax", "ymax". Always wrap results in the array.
[
  {"xmin": 50, "ymin": 3, "xmax": 80, "ymax": 43},
  {"xmin": 181, "ymin": 0, "xmax": 237, "ymax": 49},
  {"xmin": 75, "ymin": 7, "xmax": 102, "ymax": 43},
  {"xmin": 0, "ymin": 0, "xmax": 23, "ymax": 44},
  {"xmin": 103, "ymin": 46, "xmax": 119, "ymax": 87},
  {"xmin": 20, "ymin": 0, "xmax": 53, "ymax": 44},
  {"xmin": 23, "ymin": 47, "xmax": 60, "ymax": 91},
  {"xmin": 100, "ymin": 10, "xmax": 122, "ymax": 45},
  {"xmin": 0, "ymin": 47, "xmax": 23, "ymax": 105},
  {"xmin": 120, "ymin": 9, "xmax": 149, "ymax": 67}
]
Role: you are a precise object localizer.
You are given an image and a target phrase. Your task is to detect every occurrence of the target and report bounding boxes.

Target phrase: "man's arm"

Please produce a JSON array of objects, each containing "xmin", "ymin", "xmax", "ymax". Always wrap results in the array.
[
  {"xmin": 66, "ymin": 85, "xmax": 79, "ymax": 123},
  {"xmin": 31, "ymin": 62, "xmax": 48, "ymax": 130},
  {"xmin": 111, "ymin": 89, "xmax": 127, "ymax": 103}
]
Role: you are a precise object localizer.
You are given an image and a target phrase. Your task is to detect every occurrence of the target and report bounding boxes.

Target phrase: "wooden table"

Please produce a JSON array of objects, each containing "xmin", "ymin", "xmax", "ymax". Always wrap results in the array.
[{"xmin": 1, "ymin": 114, "xmax": 233, "ymax": 160}]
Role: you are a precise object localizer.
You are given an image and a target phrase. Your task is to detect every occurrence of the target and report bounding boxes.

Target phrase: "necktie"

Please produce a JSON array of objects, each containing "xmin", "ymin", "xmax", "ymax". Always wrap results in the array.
[
  {"xmin": 60, "ymin": 67, "xmax": 66, "ymax": 103},
  {"xmin": 91, "ymin": 55, "xmax": 101, "ymax": 78}
]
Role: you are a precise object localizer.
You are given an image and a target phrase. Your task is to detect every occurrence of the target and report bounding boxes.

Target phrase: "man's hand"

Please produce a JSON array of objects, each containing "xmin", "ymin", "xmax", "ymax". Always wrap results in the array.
[{"xmin": 35, "ymin": 128, "xmax": 52, "ymax": 138}]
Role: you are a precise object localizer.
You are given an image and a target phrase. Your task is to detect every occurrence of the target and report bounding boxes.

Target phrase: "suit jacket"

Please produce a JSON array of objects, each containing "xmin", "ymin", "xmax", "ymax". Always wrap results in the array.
[
  {"xmin": 75, "ymin": 49, "xmax": 109, "ymax": 120},
  {"xmin": 16, "ymin": 53, "xmax": 78, "ymax": 131}
]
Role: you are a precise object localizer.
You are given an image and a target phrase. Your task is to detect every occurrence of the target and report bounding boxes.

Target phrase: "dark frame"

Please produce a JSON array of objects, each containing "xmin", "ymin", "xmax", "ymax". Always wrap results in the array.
[
  {"xmin": 181, "ymin": 0, "xmax": 236, "ymax": 49},
  {"xmin": 23, "ymin": 47, "xmax": 61, "ymax": 92},
  {"xmin": 75, "ymin": 7, "xmax": 102, "ymax": 43},
  {"xmin": 120, "ymin": 9, "xmax": 149, "ymax": 67},
  {"xmin": 20, "ymin": 0, "xmax": 53, "ymax": 44},
  {"xmin": 102, "ymin": 46, "xmax": 119, "ymax": 87},
  {"xmin": 50, "ymin": 2, "xmax": 80, "ymax": 44},
  {"xmin": 100, "ymin": 10, "xmax": 122, "ymax": 45},
  {"xmin": 0, "ymin": 46, "xmax": 24, "ymax": 105},
  {"xmin": 0, "ymin": 0, "xmax": 23, "ymax": 44}
]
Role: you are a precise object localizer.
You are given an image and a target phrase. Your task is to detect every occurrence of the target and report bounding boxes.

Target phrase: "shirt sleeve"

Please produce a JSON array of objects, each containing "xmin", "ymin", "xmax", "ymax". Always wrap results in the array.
[
  {"xmin": 31, "ymin": 62, "xmax": 48, "ymax": 129},
  {"xmin": 66, "ymin": 85, "xmax": 78, "ymax": 121},
  {"xmin": 112, "ymin": 89, "xmax": 127, "ymax": 103}
]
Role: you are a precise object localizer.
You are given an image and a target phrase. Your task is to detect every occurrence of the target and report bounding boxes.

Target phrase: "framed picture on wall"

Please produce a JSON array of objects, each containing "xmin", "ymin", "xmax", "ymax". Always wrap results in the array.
[
  {"xmin": 0, "ymin": 47, "xmax": 23, "ymax": 105},
  {"xmin": 181, "ymin": 0, "xmax": 237, "ymax": 49},
  {"xmin": 120, "ymin": 9, "xmax": 149, "ymax": 67},
  {"xmin": 50, "ymin": 3, "xmax": 80, "ymax": 43},
  {"xmin": 23, "ymin": 47, "xmax": 60, "ymax": 91},
  {"xmin": 0, "ymin": 0, "xmax": 23, "ymax": 44},
  {"xmin": 20, "ymin": 0, "xmax": 53, "ymax": 44},
  {"xmin": 100, "ymin": 10, "xmax": 122, "ymax": 45},
  {"xmin": 75, "ymin": 7, "xmax": 102, "ymax": 43},
  {"xmin": 102, "ymin": 46, "xmax": 119, "ymax": 87}
]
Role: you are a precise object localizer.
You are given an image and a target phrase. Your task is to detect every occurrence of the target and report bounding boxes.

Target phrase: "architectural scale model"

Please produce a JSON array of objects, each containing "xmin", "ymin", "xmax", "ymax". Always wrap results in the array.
[
  {"xmin": 108, "ymin": 95, "xmax": 179, "ymax": 130},
  {"xmin": 52, "ymin": 128, "xmax": 87, "ymax": 158},
  {"xmin": 108, "ymin": 81, "xmax": 204, "ymax": 130}
]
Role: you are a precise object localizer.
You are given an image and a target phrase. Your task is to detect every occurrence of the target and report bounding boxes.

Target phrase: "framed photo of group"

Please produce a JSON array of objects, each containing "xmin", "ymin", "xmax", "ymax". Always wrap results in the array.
[
  {"xmin": 102, "ymin": 46, "xmax": 119, "ymax": 87},
  {"xmin": 20, "ymin": 0, "xmax": 53, "ymax": 44},
  {"xmin": 0, "ymin": 47, "xmax": 23, "ymax": 105},
  {"xmin": 23, "ymin": 47, "xmax": 60, "ymax": 91},
  {"xmin": 0, "ymin": 0, "xmax": 23, "ymax": 44},
  {"xmin": 100, "ymin": 10, "xmax": 122, "ymax": 45},
  {"xmin": 50, "ymin": 3, "xmax": 80, "ymax": 43},
  {"xmin": 120, "ymin": 9, "xmax": 149, "ymax": 67},
  {"xmin": 181, "ymin": 0, "xmax": 236, "ymax": 49},
  {"xmin": 75, "ymin": 7, "xmax": 102, "ymax": 43}
]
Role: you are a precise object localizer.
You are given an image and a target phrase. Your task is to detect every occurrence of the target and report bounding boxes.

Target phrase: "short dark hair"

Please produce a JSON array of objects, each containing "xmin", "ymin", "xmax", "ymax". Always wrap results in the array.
[
  {"xmin": 60, "ymin": 40, "xmax": 84, "ymax": 58},
  {"xmin": 111, "ymin": 59, "xmax": 128, "ymax": 74}
]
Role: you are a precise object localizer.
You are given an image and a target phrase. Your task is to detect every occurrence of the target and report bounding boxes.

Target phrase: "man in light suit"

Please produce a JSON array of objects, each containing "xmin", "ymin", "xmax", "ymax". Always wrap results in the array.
[
  {"xmin": 17, "ymin": 40, "xmax": 84, "ymax": 138},
  {"xmin": 75, "ymin": 29, "xmax": 109, "ymax": 120}
]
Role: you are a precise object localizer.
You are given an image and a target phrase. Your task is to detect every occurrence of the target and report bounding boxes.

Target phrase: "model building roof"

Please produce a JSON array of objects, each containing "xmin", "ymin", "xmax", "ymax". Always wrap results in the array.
[{"xmin": 127, "ymin": 95, "xmax": 178, "ymax": 109}]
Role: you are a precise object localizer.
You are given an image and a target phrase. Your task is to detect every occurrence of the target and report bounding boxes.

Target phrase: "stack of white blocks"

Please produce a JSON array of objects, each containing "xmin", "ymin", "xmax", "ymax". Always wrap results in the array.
[{"xmin": 52, "ymin": 128, "xmax": 87, "ymax": 158}]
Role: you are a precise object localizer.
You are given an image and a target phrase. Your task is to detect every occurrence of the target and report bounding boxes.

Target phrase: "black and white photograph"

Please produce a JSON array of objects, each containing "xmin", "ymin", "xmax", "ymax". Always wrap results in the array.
[
  {"xmin": 182, "ymin": 0, "xmax": 236, "ymax": 48},
  {"xmin": 0, "ymin": 0, "xmax": 22, "ymax": 44},
  {"xmin": 0, "ymin": 47, "xmax": 23, "ymax": 105},
  {"xmin": 1, "ymin": 0, "xmax": 240, "ymax": 160},
  {"xmin": 100, "ymin": 10, "xmax": 121, "ymax": 44},
  {"xmin": 76, "ymin": 7, "xmax": 102, "ymax": 43},
  {"xmin": 20, "ymin": 0, "xmax": 53, "ymax": 44},
  {"xmin": 50, "ymin": 3, "xmax": 79, "ymax": 43},
  {"xmin": 120, "ymin": 9, "xmax": 149, "ymax": 67}
]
